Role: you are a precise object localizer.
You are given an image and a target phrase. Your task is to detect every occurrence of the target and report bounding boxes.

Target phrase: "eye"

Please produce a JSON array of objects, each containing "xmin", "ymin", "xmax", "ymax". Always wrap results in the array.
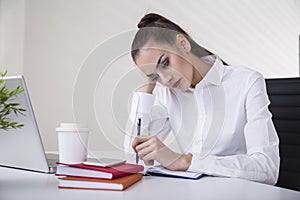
[
  {"xmin": 161, "ymin": 58, "xmax": 169, "ymax": 69},
  {"xmin": 151, "ymin": 74, "xmax": 159, "ymax": 81}
]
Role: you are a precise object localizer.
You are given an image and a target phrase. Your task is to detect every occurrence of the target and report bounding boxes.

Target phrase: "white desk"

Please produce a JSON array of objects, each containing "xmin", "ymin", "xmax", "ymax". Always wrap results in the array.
[{"xmin": 0, "ymin": 166, "xmax": 299, "ymax": 200}]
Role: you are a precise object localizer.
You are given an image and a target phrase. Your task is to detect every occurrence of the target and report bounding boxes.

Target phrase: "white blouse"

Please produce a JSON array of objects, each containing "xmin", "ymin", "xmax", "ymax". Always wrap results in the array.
[{"xmin": 124, "ymin": 55, "xmax": 280, "ymax": 185}]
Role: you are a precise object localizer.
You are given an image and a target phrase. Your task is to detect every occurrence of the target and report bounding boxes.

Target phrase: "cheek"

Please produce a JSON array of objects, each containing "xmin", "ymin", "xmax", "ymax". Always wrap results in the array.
[{"xmin": 171, "ymin": 58, "xmax": 193, "ymax": 81}]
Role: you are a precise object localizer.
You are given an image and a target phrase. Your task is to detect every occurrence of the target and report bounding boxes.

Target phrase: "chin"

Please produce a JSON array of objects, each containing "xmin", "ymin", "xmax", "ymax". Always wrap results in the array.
[
  {"xmin": 178, "ymin": 83, "xmax": 190, "ymax": 92},
  {"xmin": 181, "ymin": 87, "xmax": 190, "ymax": 92}
]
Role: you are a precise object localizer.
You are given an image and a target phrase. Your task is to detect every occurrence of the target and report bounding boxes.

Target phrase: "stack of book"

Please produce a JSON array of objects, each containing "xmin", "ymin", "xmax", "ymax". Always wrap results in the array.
[{"xmin": 55, "ymin": 162, "xmax": 144, "ymax": 191}]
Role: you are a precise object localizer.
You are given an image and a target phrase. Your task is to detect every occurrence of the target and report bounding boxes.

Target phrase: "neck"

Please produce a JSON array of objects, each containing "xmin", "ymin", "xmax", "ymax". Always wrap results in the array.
[{"xmin": 190, "ymin": 54, "xmax": 212, "ymax": 88}]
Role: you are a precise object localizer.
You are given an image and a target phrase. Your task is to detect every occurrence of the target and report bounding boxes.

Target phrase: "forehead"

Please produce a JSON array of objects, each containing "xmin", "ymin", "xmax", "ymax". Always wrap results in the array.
[
  {"xmin": 135, "ymin": 48, "xmax": 165, "ymax": 68},
  {"xmin": 135, "ymin": 40, "xmax": 176, "ymax": 67}
]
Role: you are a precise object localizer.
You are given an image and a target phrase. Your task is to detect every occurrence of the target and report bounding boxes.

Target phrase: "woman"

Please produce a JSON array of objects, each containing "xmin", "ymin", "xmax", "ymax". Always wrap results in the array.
[{"xmin": 124, "ymin": 13, "xmax": 279, "ymax": 185}]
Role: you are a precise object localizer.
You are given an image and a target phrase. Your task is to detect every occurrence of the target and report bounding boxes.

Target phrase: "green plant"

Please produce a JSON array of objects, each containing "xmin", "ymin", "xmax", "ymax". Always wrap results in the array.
[{"xmin": 0, "ymin": 71, "xmax": 26, "ymax": 130}]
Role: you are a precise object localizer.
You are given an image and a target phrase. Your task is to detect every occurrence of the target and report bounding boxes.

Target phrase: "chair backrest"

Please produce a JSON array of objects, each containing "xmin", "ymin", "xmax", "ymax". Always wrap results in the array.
[{"xmin": 265, "ymin": 77, "xmax": 300, "ymax": 191}]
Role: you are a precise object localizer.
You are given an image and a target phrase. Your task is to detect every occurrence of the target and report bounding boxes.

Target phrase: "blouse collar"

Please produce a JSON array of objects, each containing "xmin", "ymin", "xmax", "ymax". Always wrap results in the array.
[{"xmin": 193, "ymin": 55, "xmax": 225, "ymax": 91}]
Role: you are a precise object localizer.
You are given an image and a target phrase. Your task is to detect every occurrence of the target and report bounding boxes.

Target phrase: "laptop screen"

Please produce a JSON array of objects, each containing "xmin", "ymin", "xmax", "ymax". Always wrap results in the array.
[{"xmin": 0, "ymin": 75, "xmax": 51, "ymax": 173}]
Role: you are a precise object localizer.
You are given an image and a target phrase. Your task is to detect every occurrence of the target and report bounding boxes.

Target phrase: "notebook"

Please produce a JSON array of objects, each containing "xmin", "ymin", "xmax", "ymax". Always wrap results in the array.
[
  {"xmin": 0, "ymin": 75, "xmax": 58, "ymax": 173},
  {"xmin": 146, "ymin": 165, "xmax": 204, "ymax": 180},
  {"xmin": 56, "ymin": 162, "xmax": 144, "ymax": 179}
]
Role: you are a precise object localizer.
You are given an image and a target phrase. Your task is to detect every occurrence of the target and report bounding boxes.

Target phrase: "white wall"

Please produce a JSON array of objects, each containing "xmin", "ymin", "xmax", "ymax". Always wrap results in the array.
[
  {"xmin": 0, "ymin": 0, "xmax": 25, "ymax": 75},
  {"xmin": 1, "ymin": 0, "xmax": 300, "ymax": 152}
]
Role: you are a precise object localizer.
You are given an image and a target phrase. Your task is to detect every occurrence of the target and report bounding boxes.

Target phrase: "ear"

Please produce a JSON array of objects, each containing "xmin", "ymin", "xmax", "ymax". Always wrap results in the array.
[{"xmin": 176, "ymin": 34, "xmax": 191, "ymax": 53}]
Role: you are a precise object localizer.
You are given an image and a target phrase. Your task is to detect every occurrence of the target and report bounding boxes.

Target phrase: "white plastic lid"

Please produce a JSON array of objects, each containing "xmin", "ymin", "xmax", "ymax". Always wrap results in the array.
[{"xmin": 56, "ymin": 123, "xmax": 90, "ymax": 132}]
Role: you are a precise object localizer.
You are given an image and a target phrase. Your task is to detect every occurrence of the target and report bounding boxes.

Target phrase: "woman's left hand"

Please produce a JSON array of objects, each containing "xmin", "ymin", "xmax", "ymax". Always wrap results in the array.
[{"xmin": 132, "ymin": 136, "xmax": 192, "ymax": 171}]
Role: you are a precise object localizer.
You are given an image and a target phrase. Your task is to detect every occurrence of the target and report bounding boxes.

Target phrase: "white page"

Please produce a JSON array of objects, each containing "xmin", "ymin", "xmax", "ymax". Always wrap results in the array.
[{"xmin": 146, "ymin": 165, "xmax": 203, "ymax": 179}]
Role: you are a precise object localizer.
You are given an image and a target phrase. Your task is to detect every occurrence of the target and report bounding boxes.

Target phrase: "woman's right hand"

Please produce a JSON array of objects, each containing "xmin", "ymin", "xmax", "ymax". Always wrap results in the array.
[{"xmin": 138, "ymin": 75, "xmax": 156, "ymax": 94}]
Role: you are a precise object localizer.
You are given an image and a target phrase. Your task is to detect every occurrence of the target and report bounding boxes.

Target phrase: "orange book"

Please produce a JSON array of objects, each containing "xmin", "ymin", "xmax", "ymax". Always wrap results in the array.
[{"xmin": 58, "ymin": 173, "xmax": 142, "ymax": 191}]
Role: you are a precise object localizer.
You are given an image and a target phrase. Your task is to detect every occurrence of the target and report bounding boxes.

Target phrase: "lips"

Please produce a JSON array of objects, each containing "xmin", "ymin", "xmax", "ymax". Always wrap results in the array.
[{"xmin": 172, "ymin": 79, "xmax": 181, "ymax": 88}]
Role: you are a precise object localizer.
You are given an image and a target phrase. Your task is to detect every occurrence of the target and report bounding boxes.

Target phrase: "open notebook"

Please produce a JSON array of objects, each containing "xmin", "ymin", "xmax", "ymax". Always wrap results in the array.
[{"xmin": 146, "ymin": 165, "xmax": 204, "ymax": 180}]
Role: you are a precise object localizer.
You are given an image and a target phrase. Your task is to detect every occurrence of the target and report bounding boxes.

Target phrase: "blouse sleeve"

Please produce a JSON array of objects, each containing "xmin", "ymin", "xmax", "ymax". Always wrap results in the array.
[
  {"xmin": 188, "ymin": 73, "xmax": 280, "ymax": 185},
  {"xmin": 123, "ymin": 91, "xmax": 171, "ymax": 155}
]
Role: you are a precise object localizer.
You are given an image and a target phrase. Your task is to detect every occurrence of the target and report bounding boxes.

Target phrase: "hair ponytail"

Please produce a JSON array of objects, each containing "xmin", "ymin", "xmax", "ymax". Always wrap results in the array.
[{"xmin": 137, "ymin": 13, "xmax": 162, "ymax": 28}]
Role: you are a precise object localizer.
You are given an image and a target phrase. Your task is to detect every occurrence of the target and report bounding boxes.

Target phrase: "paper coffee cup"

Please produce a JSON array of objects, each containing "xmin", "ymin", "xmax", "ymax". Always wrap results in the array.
[{"xmin": 56, "ymin": 123, "xmax": 90, "ymax": 164}]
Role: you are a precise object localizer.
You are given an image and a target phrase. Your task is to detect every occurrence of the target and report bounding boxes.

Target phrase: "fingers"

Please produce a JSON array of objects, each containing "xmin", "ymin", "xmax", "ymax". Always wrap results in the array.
[
  {"xmin": 137, "ymin": 142, "xmax": 154, "ymax": 160},
  {"xmin": 132, "ymin": 136, "xmax": 164, "ymax": 164},
  {"xmin": 142, "ymin": 150, "xmax": 156, "ymax": 163},
  {"xmin": 132, "ymin": 136, "xmax": 151, "ymax": 151},
  {"xmin": 136, "ymin": 138, "xmax": 153, "ymax": 152}
]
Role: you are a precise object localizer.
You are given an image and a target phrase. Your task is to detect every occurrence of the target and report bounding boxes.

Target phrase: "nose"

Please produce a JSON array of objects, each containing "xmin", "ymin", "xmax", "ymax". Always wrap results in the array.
[{"xmin": 158, "ymin": 71, "xmax": 173, "ymax": 86}]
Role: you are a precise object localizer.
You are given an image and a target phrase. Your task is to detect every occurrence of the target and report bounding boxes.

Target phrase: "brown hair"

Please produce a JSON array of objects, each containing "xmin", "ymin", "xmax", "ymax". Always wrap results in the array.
[{"xmin": 131, "ymin": 13, "xmax": 214, "ymax": 62}]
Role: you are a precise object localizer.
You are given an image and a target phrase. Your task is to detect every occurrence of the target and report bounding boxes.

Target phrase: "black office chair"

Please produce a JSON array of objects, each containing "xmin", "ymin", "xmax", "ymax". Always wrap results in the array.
[{"xmin": 265, "ymin": 77, "xmax": 300, "ymax": 191}]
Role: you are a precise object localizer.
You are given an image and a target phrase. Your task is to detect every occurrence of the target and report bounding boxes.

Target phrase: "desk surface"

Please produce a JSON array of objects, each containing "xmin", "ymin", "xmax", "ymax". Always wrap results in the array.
[{"xmin": 0, "ymin": 166, "xmax": 299, "ymax": 200}]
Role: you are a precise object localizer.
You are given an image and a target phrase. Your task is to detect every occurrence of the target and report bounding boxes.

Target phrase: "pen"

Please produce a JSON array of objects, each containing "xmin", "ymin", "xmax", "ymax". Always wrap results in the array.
[{"xmin": 136, "ymin": 118, "xmax": 141, "ymax": 164}]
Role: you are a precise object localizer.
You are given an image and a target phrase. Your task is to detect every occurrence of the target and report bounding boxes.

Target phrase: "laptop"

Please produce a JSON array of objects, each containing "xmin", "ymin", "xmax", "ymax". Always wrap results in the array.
[{"xmin": 0, "ymin": 75, "xmax": 58, "ymax": 173}]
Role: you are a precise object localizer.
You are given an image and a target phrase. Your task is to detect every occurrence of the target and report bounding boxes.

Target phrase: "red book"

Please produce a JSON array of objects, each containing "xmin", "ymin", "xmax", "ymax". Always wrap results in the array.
[
  {"xmin": 58, "ymin": 173, "xmax": 142, "ymax": 191},
  {"xmin": 56, "ymin": 162, "xmax": 144, "ymax": 179}
]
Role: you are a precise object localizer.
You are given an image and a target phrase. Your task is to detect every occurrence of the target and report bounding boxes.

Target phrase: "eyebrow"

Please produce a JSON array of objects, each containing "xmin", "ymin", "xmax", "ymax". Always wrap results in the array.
[{"xmin": 146, "ymin": 54, "xmax": 164, "ymax": 77}]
